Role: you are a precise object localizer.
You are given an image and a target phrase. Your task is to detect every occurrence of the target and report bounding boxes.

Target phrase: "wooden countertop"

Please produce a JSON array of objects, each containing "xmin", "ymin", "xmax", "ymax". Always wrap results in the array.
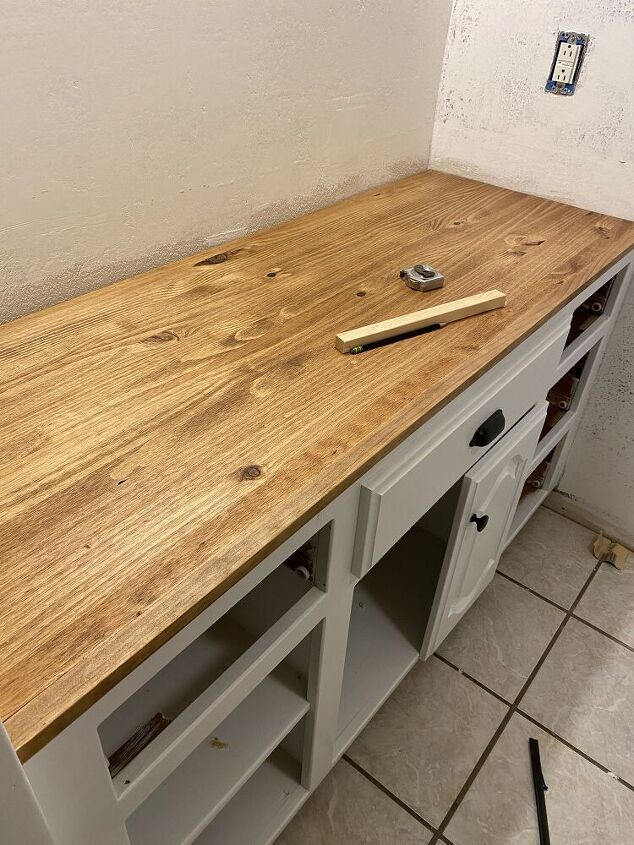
[{"xmin": 1, "ymin": 172, "xmax": 633, "ymax": 761}]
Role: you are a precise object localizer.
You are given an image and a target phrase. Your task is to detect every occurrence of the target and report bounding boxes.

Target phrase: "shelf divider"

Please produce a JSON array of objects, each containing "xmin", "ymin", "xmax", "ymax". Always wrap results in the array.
[{"xmin": 554, "ymin": 316, "xmax": 608, "ymax": 383}]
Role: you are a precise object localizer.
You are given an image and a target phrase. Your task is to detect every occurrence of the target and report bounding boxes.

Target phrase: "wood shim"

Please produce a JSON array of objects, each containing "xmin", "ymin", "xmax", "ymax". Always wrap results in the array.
[
  {"xmin": 335, "ymin": 290, "xmax": 506, "ymax": 353},
  {"xmin": 593, "ymin": 531, "xmax": 630, "ymax": 570}
]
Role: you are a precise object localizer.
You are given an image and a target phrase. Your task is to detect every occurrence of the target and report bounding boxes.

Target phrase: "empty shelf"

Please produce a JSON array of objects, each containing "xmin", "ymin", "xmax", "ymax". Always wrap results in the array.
[
  {"xmin": 192, "ymin": 748, "xmax": 306, "ymax": 845},
  {"xmin": 127, "ymin": 665, "xmax": 308, "ymax": 845}
]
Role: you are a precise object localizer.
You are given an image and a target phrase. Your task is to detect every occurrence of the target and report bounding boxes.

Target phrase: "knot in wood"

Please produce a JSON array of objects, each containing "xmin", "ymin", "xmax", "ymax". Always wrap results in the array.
[
  {"xmin": 241, "ymin": 464, "xmax": 262, "ymax": 481},
  {"xmin": 142, "ymin": 330, "xmax": 179, "ymax": 344},
  {"xmin": 197, "ymin": 252, "xmax": 228, "ymax": 265}
]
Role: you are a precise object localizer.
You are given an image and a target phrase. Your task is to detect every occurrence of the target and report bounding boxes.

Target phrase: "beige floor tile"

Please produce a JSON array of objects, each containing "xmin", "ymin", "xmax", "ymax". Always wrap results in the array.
[
  {"xmin": 575, "ymin": 562, "xmax": 634, "ymax": 647},
  {"xmin": 520, "ymin": 618, "xmax": 634, "ymax": 784},
  {"xmin": 498, "ymin": 508, "xmax": 595, "ymax": 607},
  {"xmin": 437, "ymin": 574, "xmax": 564, "ymax": 701},
  {"xmin": 275, "ymin": 760, "xmax": 432, "ymax": 845},
  {"xmin": 445, "ymin": 713, "xmax": 634, "ymax": 845},
  {"xmin": 347, "ymin": 657, "xmax": 507, "ymax": 827}
]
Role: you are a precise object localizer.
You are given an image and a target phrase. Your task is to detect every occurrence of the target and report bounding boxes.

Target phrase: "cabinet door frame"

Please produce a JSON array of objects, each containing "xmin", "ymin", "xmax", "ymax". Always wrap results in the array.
[{"xmin": 421, "ymin": 402, "xmax": 548, "ymax": 659}]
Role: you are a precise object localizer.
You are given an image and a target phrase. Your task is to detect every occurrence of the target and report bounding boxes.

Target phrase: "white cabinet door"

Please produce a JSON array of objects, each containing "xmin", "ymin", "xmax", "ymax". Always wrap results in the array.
[{"xmin": 421, "ymin": 402, "xmax": 547, "ymax": 659}]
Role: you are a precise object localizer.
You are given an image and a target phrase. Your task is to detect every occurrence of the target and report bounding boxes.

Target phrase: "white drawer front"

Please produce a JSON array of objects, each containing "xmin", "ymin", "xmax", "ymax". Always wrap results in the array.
[
  {"xmin": 352, "ymin": 319, "xmax": 568, "ymax": 577},
  {"xmin": 421, "ymin": 402, "xmax": 547, "ymax": 659}
]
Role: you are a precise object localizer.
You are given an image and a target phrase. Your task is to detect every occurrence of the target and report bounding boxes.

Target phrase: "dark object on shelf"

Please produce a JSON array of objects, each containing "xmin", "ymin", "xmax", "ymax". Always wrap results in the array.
[
  {"xmin": 570, "ymin": 352, "xmax": 588, "ymax": 380},
  {"xmin": 547, "ymin": 372, "xmax": 579, "ymax": 410},
  {"xmin": 540, "ymin": 405, "xmax": 565, "ymax": 440},
  {"xmin": 525, "ymin": 460, "xmax": 549, "ymax": 490},
  {"xmin": 581, "ymin": 277, "xmax": 614, "ymax": 315},
  {"xmin": 565, "ymin": 309, "xmax": 598, "ymax": 346},
  {"xmin": 529, "ymin": 737, "xmax": 551, "ymax": 845},
  {"xmin": 285, "ymin": 540, "xmax": 316, "ymax": 581},
  {"xmin": 565, "ymin": 277, "xmax": 615, "ymax": 346},
  {"xmin": 108, "ymin": 712, "xmax": 171, "ymax": 778}
]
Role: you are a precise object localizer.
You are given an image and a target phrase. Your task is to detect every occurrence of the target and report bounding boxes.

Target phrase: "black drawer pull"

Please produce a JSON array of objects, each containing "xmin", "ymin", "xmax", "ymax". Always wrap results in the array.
[
  {"xmin": 470, "ymin": 513, "xmax": 489, "ymax": 532},
  {"xmin": 469, "ymin": 409, "xmax": 505, "ymax": 447}
]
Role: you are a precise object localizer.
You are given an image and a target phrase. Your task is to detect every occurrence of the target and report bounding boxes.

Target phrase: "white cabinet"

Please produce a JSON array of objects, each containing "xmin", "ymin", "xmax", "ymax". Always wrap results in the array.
[{"xmin": 421, "ymin": 403, "xmax": 547, "ymax": 659}]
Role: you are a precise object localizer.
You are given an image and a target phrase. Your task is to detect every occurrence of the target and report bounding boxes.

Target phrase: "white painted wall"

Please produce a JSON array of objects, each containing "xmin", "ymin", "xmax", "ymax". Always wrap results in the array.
[
  {"xmin": 0, "ymin": 0, "xmax": 452, "ymax": 322},
  {"xmin": 431, "ymin": 0, "xmax": 634, "ymax": 538},
  {"xmin": 431, "ymin": 1, "xmax": 634, "ymax": 218}
]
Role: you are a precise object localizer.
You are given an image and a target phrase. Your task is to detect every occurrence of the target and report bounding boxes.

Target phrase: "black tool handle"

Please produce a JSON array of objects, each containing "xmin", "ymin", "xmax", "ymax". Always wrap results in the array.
[
  {"xmin": 529, "ymin": 738, "xmax": 550, "ymax": 845},
  {"xmin": 469, "ymin": 409, "xmax": 505, "ymax": 447}
]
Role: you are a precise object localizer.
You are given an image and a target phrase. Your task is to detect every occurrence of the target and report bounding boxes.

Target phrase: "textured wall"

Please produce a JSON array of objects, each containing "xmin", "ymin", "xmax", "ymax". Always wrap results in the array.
[
  {"xmin": 431, "ymin": 0, "xmax": 634, "ymax": 537},
  {"xmin": 431, "ymin": 1, "xmax": 634, "ymax": 218},
  {"xmin": 1, "ymin": 0, "xmax": 452, "ymax": 322}
]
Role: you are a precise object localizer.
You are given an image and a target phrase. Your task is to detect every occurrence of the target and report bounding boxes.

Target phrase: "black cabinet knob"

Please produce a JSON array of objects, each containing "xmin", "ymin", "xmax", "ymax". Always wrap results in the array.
[
  {"xmin": 469, "ymin": 409, "xmax": 505, "ymax": 447},
  {"xmin": 470, "ymin": 513, "xmax": 489, "ymax": 532}
]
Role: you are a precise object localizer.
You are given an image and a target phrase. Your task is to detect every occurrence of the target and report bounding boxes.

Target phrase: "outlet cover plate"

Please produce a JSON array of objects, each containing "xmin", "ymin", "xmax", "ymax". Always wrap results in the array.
[{"xmin": 545, "ymin": 31, "xmax": 588, "ymax": 96}]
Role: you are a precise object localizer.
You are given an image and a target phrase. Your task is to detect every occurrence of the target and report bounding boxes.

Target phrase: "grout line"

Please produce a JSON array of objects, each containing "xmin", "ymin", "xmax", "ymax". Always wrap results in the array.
[
  {"xmin": 497, "ymin": 563, "xmax": 633, "ymax": 653},
  {"xmin": 428, "ymin": 557, "xmax": 604, "ymax": 844},
  {"xmin": 342, "ymin": 755, "xmax": 437, "ymax": 835},
  {"xmin": 516, "ymin": 708, "xmax": 634, "ymax": 793},
  {"xmin": 570, "ymin": 612, "xmax": 634, "ymax": 654},
  {"xmin": 496, "ymin": 569, "xmax": 568, "ymax": 612},
  {"xmin": 437, "ymin": 629, "xmax": 633, "ymax": 791},
  {"xmin": 433, "ymin": 654, "xmax": 512, "ymax": 707},
  {"xmin": 497, "ymin": 567, "xmax": 634, "ymax": 654},
  {"xmin": 427, "ymin": 706, "xmax": 514, "ymax": 845}
]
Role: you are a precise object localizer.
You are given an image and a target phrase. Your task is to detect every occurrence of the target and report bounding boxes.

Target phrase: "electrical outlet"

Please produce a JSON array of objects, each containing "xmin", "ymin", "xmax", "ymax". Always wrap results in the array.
[
  {"xmin": 545, "ymin": 31, "xmax": 588, "ymax": 95},
  {"xmin": 552, "ymin": 42, "xmax": 581, "ymax": 83}
]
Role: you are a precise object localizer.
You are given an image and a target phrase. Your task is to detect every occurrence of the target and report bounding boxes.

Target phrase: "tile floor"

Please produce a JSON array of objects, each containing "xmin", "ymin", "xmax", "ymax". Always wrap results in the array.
[{"xmin": 276, "ymin": 507, "xmax": 634, "ymax": 844}]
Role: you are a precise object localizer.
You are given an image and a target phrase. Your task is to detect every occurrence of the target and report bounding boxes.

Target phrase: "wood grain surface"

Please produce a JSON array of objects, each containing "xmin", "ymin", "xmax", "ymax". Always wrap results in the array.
[{"xmin": 1, "ymin": 171, "xmax": 632, "ymax": 761}]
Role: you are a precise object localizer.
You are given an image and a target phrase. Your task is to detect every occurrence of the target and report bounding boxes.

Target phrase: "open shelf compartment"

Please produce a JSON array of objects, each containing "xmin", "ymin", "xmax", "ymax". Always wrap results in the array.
[
  {"xmin": 529, "ymin": 348, "xmax": 594, "ymax": 475},
  {"xmin": 125, "ymin": 634, "xmax": 313, "ymax": 845},
  {"xmin": 98, "ymin": 528, "xmax": 328, "ymax": 797},
  {"xmin": 562, "ymin": 275, "xmax": 616, "ymax": 350},
  {"xmin": 556, "ymin": 268, "xmax": 625, "ymax": 376},
  {"xmin": 336, "ymin": 483, "xmax": 460, "ymax": 753}
]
